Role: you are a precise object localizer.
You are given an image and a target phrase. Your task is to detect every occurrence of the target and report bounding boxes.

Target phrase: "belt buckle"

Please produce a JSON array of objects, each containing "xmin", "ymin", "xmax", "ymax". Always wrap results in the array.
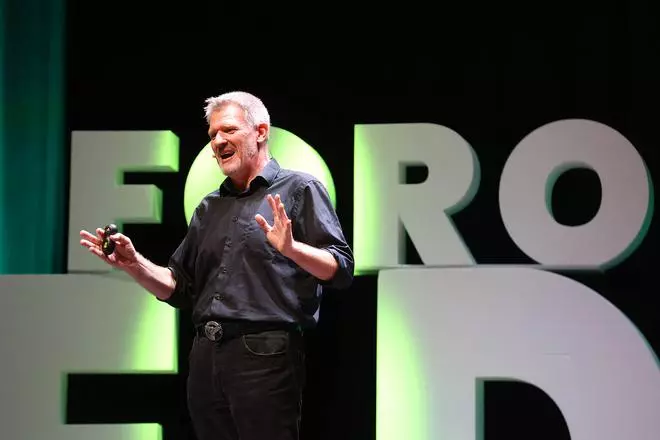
[{"xmin": 204, "ymin": 321, "xmax": 223, "ymax": 341}]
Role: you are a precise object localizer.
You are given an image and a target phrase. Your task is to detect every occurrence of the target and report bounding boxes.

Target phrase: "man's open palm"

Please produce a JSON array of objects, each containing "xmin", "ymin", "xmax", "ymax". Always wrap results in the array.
[
  {"xmin": 79, "ymin": 228, "xmax": 139, "ymax": 270},
  {"xmin": 255, "ymin": 194, "xmax": 294, "ymax": 256}
]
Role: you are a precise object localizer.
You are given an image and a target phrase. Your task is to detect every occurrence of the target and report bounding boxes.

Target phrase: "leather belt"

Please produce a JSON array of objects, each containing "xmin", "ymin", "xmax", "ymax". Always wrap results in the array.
[{"xmin": 196, "ymin": 320, "xmax": 300, "ymax": 343}]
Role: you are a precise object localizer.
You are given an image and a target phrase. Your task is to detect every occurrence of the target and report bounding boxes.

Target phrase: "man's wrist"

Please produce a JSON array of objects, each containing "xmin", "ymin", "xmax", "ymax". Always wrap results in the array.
[
  {"xmin": 124, "ymin": 253, "xmax": 146, "ymax": 279},
  {"xmin": 288, "ymin": 240, "xmax": 305, "ymax": 261},
  {"xmin": 282, "ymin": 240, "xmax": 301, "ymax": 261}
]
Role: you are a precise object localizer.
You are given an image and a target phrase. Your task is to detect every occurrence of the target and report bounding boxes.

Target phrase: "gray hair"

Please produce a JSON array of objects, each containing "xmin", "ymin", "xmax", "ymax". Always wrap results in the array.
[{"xmin": 203, "ymin": 91, "xmax": 271, "ymax": 128}]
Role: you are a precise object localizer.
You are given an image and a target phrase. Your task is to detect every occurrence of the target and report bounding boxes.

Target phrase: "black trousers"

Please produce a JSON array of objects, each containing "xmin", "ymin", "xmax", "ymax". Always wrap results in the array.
[{"xmin": 187, "ymin": 328, "xmax": 306, "ymax": 440}]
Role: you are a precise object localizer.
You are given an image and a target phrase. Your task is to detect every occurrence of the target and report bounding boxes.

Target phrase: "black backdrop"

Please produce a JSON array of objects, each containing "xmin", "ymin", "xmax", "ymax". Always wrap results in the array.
[{"xmin": 64, "ymin": 2, "xmax": 659, "ymax": 439}]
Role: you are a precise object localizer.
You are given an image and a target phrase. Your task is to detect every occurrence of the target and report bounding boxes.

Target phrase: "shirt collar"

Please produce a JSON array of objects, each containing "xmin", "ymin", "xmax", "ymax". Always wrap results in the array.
[{"xmin": 219, "ymin": 158, "xmax": 280, "ymax": 196}]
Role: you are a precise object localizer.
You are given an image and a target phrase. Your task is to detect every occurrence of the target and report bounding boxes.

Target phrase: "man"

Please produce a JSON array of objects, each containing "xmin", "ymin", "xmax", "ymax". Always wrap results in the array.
[{"xmin": 79, "ymin": 91, "xmax": 355, "ymax": 440}]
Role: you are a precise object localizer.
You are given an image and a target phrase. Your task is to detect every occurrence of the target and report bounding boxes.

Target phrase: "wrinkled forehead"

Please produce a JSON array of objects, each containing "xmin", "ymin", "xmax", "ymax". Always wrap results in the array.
[{"xmin": 209, "ymin": 102, "xmax": 250, "ymax": 127}]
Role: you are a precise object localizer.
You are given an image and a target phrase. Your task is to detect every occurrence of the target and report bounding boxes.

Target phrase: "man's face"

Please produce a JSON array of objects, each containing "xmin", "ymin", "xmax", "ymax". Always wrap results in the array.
[{"xmin": 208, "ymin": 103, "xmax": 261, "ymax": 178}]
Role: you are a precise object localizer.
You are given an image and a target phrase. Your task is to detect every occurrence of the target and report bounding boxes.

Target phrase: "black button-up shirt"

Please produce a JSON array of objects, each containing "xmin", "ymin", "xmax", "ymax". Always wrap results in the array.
[{"xmin": 163, "ymin": 158, "xmax": 354, "ymax": 329}]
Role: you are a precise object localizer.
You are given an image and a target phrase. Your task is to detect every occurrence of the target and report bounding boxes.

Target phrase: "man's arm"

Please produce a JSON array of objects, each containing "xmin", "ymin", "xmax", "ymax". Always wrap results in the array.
[
  {"xmin": 124, "ymin": 253, "xmax": 176, "ymax": 301},
  {"xmin": 118, "ymin": 233, "xmax": 195, "ymax": 309},
  {"xmin": 80, "ymin": 229, "xmax": 176, "ymax": 301},
  {"xmin": 255, "ymin": 180, "xmax": 354, "ymax": 289},
  {"xmin": 284, "ymin": 240, "xmax": 339, "ymax": 281}
]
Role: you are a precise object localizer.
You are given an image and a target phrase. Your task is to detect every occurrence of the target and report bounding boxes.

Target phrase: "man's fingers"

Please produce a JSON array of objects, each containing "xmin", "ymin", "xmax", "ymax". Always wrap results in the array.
[
  {"xmin": 80, "ymin": 230, "xmax": 100, "ymax": 245},
  {"xmin": 88, "ymin": 245, "xmax": 123, "ymax": 267},
  {"xmin": 79, "ymin": 227, "xmax": 121, "ymax": 266},
  {"xmin": 86, "ymin": 244, "xmax": 110, "ymax": 261},
  {"xmin": 271, "ymin": 194, "xmax": 289, "ymax": 224},
  {"xmin": 255, "ymin": 214, "xmax": 272, "ymax": 233},
  {"xmin": 267, "ymin": 194, "xmax": 280, "ymax": 217},
  {"xmin": 81, "ymin": 237, "xmax": 106, "ymax": 257},
  {"xmin": 278, "ymin": 201, "xmax": 288, "ymax": 221},
  {"xmin": 108, "ymin": 232, "xmax": 130, "ymax": 246},
  {"xmin": 80, "ymin": 238, "xmax": 98, "ymax": 249}
]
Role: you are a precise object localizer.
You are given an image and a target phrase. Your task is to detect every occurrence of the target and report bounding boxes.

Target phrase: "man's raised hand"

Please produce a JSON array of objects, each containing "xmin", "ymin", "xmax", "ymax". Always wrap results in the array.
[
  {"xmin": 79, "ymin": 227, "xmax": 139, "ymax": 270},
  {"xmin": 255, "ymin": 194, "xmax": 295, "ymax": 256}
]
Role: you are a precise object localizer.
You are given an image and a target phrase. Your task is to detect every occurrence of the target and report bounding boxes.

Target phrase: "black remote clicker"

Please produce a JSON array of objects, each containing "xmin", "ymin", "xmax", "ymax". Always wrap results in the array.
[{"xmin": 102, "ymin": 224, "xmax": 118, "ymax": 255}]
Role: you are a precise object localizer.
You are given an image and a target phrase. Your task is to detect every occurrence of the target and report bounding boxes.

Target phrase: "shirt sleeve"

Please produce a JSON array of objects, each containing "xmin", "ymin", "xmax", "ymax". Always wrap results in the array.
[
  {"xmin": 291, "ymin": 178, "xmax": 355, "ymax": 290},
  {"xmin": 159, "ymin": 206, "xmax": 202, "ymax": 309}
]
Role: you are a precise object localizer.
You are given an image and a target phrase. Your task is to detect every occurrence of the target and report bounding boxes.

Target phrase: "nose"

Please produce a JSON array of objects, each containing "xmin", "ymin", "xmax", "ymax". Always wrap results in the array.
[
  {"xmin": 212, "ymin": 132, "xmax": 227, "ymax": 146},
  {"xmin": 211, "ymin": 134, "xmax": 227, "ymax": 158}
]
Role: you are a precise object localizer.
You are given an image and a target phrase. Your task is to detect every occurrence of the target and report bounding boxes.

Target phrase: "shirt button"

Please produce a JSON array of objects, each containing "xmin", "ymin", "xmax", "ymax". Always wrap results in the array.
[{"xmin": 232, "ymin": 216, "xmax": 238, "ymax": 222}]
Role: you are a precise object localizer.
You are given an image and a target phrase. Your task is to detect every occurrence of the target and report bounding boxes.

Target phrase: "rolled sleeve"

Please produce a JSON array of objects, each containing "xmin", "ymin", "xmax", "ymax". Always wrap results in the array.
[
  {"xmin": 322, "ymin": 245, "xmax": 354, "ymax": 289},
  {"xmin": 293, "ymin": 179, "xmax": 355, "ymax": 290},
  {"xmin": 159, "ymin": 264, "xmax": 192, "ymax": 309}
]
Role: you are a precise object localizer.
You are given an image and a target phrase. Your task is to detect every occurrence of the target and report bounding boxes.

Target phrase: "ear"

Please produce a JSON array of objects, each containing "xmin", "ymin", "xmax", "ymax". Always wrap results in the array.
[{"xmin": 256, "ymin": 123, "xmax": 269, "ymax": 143}]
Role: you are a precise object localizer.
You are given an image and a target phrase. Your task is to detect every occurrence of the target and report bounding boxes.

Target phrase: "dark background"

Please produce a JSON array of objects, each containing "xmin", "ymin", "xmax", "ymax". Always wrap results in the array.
[{"xmin": 64, "ymin": 2, "xmax": 658, "ymax": 439}]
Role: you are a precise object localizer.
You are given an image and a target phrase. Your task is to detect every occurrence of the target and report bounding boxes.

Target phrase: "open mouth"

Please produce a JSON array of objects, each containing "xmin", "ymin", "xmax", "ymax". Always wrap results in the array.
[{"xmin": 219, "ymin": 151, "xmax": 235, "ymax": 161}]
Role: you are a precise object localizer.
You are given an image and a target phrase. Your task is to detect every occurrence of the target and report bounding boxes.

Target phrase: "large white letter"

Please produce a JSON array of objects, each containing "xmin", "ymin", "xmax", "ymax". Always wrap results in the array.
[
  {"xmin": 376, "ymin": 267, "xmax": 660, "ymax": 440},
  {"xmin": 499, "ymin": 119, "xmax": 653, "ymax": 269},
  {"xmin": 0, "ymin": 274, "xmax": 177, "ymax": 440},
  {"xmin": 67, "ymin": 131, "xmax": 179, "ymax": 272},
  {"xmin": 354, "ymin": 123, "xmax": 480, "ymax": 273}
]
